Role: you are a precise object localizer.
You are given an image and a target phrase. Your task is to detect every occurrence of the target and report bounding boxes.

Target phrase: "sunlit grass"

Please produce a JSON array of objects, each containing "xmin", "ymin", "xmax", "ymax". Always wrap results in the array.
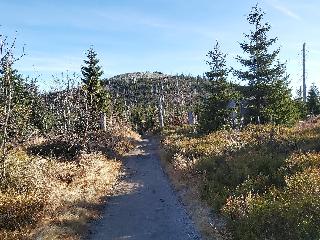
[
  {"xmin": 0, "ymin": 126, "xmax": 139, "ymax": 240},
  {"xmin": 162, "ymin": 117, "xmax": 320, "ymax": 239}
]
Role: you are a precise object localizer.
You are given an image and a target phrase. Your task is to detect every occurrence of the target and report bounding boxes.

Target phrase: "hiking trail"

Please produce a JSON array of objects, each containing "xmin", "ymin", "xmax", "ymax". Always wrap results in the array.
[{"xmin": 89, "ymin": 137, "xmax": 201, "ymax": 240}]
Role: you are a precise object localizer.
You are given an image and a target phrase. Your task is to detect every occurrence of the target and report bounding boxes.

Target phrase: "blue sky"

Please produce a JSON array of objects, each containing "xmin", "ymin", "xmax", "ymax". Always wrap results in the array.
[{"xmin": 1, "ymin": 0, "xmax": 319, "ymax": 92}]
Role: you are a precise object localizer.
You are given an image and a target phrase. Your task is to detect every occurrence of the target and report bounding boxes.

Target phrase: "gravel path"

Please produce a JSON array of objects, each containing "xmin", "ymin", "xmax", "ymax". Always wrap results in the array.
[{"xmin": 89, "ymin": 137, "xmax": 201, "ymax": 240}]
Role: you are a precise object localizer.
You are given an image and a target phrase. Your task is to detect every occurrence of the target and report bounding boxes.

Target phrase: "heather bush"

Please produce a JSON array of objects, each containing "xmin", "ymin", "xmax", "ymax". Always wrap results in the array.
[
  {"xmin": 0, "ymin": 151, "xmax": 47, "ymax": 231},
  {"xmin": 223, "ymin": 168, "xmax": 320, "ymax": 240},
  {"xmin": 162, "ymin": 118, "xmax": 320, "ymax": 239}
]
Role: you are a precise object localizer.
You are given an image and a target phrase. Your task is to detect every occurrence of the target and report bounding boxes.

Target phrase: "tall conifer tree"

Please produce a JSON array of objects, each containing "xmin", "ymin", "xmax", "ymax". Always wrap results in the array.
[
  {"xmin": 199, "ymin": 41, "xmax": 239, "ymax": 133},
  {"xmin": 307, "ymin": 83, "xmax": 320, "ymax": 115},
  {"xmin": 235, "ymin": 5, "xmax": 298, "ymax": 125},
  {"xmin": 81, "ymin": 47, "xmax": 110, "ymax": 132},
  {"xmin": 81, "ymin": 47, "xmax": 104, "ymax": 111}
]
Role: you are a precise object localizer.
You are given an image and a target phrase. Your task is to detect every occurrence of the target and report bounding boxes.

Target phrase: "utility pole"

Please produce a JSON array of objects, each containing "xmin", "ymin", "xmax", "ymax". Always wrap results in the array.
[{"xmin": 303, "ymin": 43, "xmax": 307, "ymax": 102}]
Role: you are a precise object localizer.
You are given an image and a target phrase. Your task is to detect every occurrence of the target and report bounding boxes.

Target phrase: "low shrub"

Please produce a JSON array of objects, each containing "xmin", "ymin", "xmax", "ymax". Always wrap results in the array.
[
  {"xmin": 27, "ymin": 138, "xmax": 81, "ymax": 161},
  {"xmin": 223, "ymin": 168, "xmax": 320, "ymax": 240},
  {"xmin": 162, "ymin": 119, "xmax": 320, "ymax": 239},
  {"xmin": 0, "ymin": 193, "xmax": 44, "ymax": 230},
  {"xmin": 0, "ymin": 122, "xmax": 138, "ymax": 239},
  {"xmin": 0, "ymin": 150, "xmax": 47, "ymax": 232}
]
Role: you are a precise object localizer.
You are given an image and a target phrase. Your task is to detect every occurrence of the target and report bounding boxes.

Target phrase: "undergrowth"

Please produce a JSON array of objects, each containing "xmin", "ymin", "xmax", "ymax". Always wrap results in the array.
[
  {"xmin": 0, "ymin": 125, "xmax": 139, "ymax": 239},
  {"xmin": 162, "ymin": 118, "xmax": 320, "ymax": 240}
]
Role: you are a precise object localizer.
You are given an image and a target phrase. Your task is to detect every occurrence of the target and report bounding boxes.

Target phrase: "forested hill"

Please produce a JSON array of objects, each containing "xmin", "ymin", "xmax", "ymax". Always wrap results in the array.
[{"xmin": 103, "ymin": 72, "xmax": 205, "ymax": 133}]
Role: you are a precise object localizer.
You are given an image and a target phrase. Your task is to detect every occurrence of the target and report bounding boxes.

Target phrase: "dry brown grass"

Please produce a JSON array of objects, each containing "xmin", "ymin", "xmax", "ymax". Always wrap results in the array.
[
  {"xmin": 35, "ymin": 153, "xmax": 122, "ymax": 240},
  {"xmin": 0, "ymin": 151, "xmax": 122, "ymax": 240},
  {"xmin": 158, "ymin": 147, "xmax": 230, "ymax": 240},
  {"xmin": 0, "ymin": 123, "xmax": 140, "ymax": 240}
]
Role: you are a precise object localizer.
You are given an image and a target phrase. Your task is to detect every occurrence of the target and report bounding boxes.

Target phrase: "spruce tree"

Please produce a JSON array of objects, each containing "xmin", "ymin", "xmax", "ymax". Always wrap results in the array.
[
  {"xmin": 199, "ymin": 41, "xmax": 239, "ymax": 133},
  {"xmin": 307, "ymin": 83, "xmax": 320, "ymax": 115},
  {"xmin": 294, "ymin": 88, "xmax": 308, "ymax": 120},
  {"xmin": 81, "ymin": 47, "xmax": 110, "ymax": 131},
  {"xmin": 81, "ymin": 47, "xmax": 104, "ymax": 110},
  {"xmin": 235, "ymin": 4, "xmax": 298, "ymax": 125}
]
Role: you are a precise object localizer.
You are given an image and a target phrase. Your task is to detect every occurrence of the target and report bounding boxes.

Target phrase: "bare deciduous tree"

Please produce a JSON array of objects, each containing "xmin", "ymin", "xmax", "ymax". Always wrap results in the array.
[{"xmin": 0, "ymin": 34, "xmax": 25, "ymax": 177}]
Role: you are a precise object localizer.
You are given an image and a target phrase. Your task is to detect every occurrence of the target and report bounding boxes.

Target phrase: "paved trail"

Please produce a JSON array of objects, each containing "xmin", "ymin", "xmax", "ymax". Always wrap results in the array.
[{"xmin": 89, "ymin": 137, "xmax": 201, "ymax": 240}]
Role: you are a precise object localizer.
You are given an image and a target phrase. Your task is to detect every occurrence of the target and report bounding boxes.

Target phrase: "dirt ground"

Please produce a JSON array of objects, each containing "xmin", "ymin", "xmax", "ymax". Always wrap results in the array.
[{"xmin": 89, "ymin": 137, "xmax": 201, "ymax": 240}]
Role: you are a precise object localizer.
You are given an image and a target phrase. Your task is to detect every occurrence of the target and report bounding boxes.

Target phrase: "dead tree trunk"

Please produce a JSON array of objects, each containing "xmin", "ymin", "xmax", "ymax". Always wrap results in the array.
[
  {"xmin": 158, "ymin": 95, "xmax": 164, "ymax": 128},
  {"xmin": 0, "ymin": 66, "xmax": 12, "ymax": 177},
  {"xmin": 100, "ymin": 112, "xmax": 107, "ymax": 131}
]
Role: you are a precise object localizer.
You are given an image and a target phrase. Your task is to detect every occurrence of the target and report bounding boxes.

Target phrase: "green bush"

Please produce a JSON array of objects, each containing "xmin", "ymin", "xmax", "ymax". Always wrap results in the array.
[
  {"xmin": 198, "ymin": 145, "xmax": 287, "ymax": 210},
  {"xmin": 223, "ymin": 168, "xmax": 320, "ymax": 240},
  {"xmin": 163, "ymin": 120, "xmax": 320, "ymax": 239}
]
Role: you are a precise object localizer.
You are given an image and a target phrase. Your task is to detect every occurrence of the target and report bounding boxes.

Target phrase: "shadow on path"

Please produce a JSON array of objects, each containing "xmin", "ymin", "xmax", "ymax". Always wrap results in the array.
[{"xmin": 89, "ymin": 137, "xmax": 201, "ymax": 240}]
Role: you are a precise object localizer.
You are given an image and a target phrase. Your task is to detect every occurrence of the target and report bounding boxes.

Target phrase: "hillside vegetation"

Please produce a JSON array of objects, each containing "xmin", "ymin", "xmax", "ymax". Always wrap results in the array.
[
  {"xmin": 2, "ymin": 3, "xmax": 320, "ymax": 240},
  {"xmin": 0, "ymin": 40, "xmax": 140, "ymax": 239},
  {"xmin": 162, "ymin": 118, "xmax": 320, "ymax": 239},
  {"xmin": 0, "ymin": 125, "xmax": 139, "ymax": 239}
]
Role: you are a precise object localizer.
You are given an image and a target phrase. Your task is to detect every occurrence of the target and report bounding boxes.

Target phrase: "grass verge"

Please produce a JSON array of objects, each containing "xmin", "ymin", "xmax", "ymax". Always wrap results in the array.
[
  {"xmin": 161, "ymin": 118, "xmax": 320, "ymax": 240},
  {"xmin": 0, "ymin": 127, "xmax": 140, "ymax": 240},
  {"xmin": 159, "ymin": 138, "xmax": 230, "ymax": 240}
]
